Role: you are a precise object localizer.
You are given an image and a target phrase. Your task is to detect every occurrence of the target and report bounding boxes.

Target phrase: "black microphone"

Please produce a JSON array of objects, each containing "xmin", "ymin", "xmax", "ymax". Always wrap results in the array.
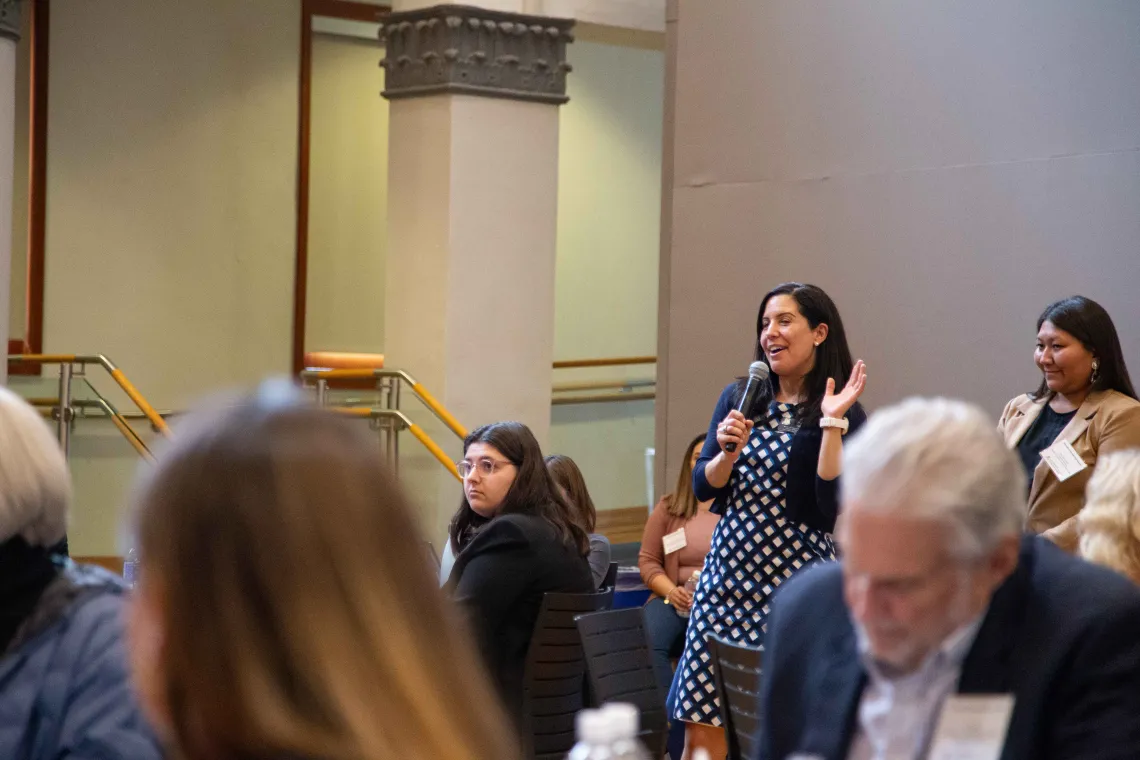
[{"xmin": 725, "ymin": 360, "xmax": 770, "ymax": 453}]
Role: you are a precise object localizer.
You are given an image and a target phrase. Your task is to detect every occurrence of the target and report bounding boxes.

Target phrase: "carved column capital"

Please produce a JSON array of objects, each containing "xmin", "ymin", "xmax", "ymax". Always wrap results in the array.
[
  {"xmin": 0, "ymin": 0, "xmax": 21, "ymax": 43},
  {"xmin": 380, "ymin": 4, "xmax": 574, "ymax": 105}
]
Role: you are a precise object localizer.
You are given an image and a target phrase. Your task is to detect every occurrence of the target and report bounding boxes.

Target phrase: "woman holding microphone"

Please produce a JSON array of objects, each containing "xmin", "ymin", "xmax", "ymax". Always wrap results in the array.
[{"xmin": 670, "ymin": 282, "xmax": 867, "ymax": 760}]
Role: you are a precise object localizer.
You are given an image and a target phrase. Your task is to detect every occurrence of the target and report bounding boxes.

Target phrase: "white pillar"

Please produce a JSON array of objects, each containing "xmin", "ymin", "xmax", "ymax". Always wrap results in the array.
[
  {"xmin": 382, "ymin": 3, "xmax": 572, "ymax": 541},
  {"xmin": 0, "ymin": 0, "xmax": 18, "ymax": 385}
]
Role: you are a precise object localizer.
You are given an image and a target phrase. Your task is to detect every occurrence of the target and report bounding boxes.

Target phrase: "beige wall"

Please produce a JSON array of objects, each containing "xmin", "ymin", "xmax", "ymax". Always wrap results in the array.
[
  {"xmin": 33, "ymin": 0, "xmax": 664, "ymax": 553},
  {"xmin": 304, "ymin": 33, "xmax": 388, "ymax": 355},
  {"xmin": 44, "ymin": 0, "xmax": 299, "ymax": 554},
  {"xmin": 658, "ymin": 0, "xmax": 1140, "ymax": 493},
  {"xmin": 548, "ymin": 37, "xmax": 664, "ymax": 513}
]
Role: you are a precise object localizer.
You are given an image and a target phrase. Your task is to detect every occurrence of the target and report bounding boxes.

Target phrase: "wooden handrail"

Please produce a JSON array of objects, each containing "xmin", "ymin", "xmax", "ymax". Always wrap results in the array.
[
  {"xmin": 301, "ymin": 368, "xmax": 469, "ymax": 439},
  {"xmin": 552, "ymin": 355, "xmax": 656, "ymax": 369},
  {"xmin": 330, "ymin": 407, "xmax": 461, "ymax": 481},
  {"xmin": 553, "ymin": 379, "xmax": 656, "ymax": 393},
  {"xmin": 552, "ymin": 391, "xmax": 656, "ymax": 406}
]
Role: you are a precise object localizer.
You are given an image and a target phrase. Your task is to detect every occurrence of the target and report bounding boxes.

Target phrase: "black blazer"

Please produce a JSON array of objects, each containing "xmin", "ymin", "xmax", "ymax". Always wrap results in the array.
[
  {"xmin": 756, "ymin": 535, "xmax": 1140, "ymax": 760},
  {"xmin": 450, "ymin": 513, "xmax": 593, "ymax": 724},
  {"xmin": 693, "ymin": 382, "xmax": 867, "ymax": 533}
]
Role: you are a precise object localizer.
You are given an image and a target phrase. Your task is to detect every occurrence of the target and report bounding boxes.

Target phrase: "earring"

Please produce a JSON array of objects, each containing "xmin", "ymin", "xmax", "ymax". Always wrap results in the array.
[{"xmin": 1091, "ymin": 359, "xmax": 1101, "ymax": 384}]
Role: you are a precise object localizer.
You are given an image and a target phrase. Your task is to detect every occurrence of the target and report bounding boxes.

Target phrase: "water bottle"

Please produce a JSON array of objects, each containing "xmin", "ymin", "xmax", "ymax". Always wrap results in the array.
[
  {"xmin": 122, "ymin": 548, "xmax": 140, "ymax": 590},
  {"xmin": 676, "ymin": 570, "xmax": 700, "ymax": 619},
  {"xmin": 567, "ymin": 708, "xmax": 615, "ymax": 760},
  {"xmin": 604, "ymin": 703, "xmax": 651, "ymax": 760}
]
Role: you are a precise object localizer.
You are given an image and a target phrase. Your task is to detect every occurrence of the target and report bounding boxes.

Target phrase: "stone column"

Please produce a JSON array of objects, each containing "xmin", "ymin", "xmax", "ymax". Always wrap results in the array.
[
  {"xmin": 381, "ymin": 3, "xmax": 573, "ymax": 542},
  {"xmin": 0, "ymin": 0, "xmax": 18, "ymax": 385}
]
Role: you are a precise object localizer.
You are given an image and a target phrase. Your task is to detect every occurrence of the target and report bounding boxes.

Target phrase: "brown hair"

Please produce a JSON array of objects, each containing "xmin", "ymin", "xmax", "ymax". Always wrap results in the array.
[
  {"xmin": 665, "ymin": 434, "xmax": 709, "ymax": 520},
  {"xmin": 545, "ymin": 454, "xmax": 597, "ymax": 533},
  {"xmin": 130, "ymin": 388, "xmax": 518, "ymax": 760}
]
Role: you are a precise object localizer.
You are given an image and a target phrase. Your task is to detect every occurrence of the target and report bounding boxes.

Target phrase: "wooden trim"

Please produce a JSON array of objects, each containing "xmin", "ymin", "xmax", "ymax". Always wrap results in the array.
[
  {"xmin": 74, "ymin": 556, "xmax": 123, "ymax": 574},
  {"xmin": 292, "ymin": 0, "xmax": 390, "ymax": 375},
  {"xmin": 26, "ymin": 0, "xmax": 48, "ymax": 355},
  {"xmin": 7, "ymin": 0, "xmax": 49, "ymax": 378},
  {"xmin": 553, "ymin": 356, "xmax": 657, "ymax": 369},
  {"xmin": 8, "ymin": 0, "xmax": 49, "ymax": 378},
  {"xmin": 291, "ymin": 3, "xmax": 312, "ymax": 375},
  {"xmin": 595, "ymin": 506, "xmax": 649, "ymax": 545},
  {"xmin": 308, "ymin": 0, "xmax": 388, "ymax": 22}
]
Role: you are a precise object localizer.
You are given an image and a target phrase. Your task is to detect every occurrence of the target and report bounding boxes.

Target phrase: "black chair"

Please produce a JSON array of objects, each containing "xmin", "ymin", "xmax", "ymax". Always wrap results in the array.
[
  {"xmin": 575, "ymin": 608, "xmax": 668, "ymax": 758},
  {"xmin": 707, "ymin": 635, "xmax": 763, "ymax": 760},
  {"xmin": 599, "ymin": 561, "xmax": 618, "ymax": 590},
  {"xmin": 523, "ymin": 589, "xmax": 615, "ymax": 760}
]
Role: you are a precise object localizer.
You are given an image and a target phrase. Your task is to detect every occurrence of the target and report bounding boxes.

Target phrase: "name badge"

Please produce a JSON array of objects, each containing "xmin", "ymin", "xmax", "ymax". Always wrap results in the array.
[
  {"xmin": 1040, "ymin": 439, "xmax": 1088, "ymax": 482},
  {"xmin": 663, "ymin": 528, "xmax": 687, "ymax": 555},
  {"xmin": 928, "ymin": 694, "xmax": 1014, "ymax": 760}
]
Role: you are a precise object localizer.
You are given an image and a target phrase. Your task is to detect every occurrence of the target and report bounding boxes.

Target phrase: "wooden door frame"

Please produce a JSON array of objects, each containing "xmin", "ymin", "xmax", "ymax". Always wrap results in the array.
[
  {"xmin": 292, "ymin": 0, "xmax": 390, "ymax": 374},
  {"xmin": 8, "ymin": 0, "xmax": 49, "ymax": 374}
]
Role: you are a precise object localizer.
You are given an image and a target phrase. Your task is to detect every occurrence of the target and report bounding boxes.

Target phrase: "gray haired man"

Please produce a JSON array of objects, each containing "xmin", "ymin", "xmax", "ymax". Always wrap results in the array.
[{"xmin": 756, "ymin": 397, "xmax": 1140, "ymax": 760}]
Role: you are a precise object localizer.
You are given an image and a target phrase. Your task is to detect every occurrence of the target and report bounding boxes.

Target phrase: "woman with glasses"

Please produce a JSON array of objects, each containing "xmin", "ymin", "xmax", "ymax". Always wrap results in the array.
[{"xmin": 447, "ymin": 421, "xmax": 594, "ymax": 727}]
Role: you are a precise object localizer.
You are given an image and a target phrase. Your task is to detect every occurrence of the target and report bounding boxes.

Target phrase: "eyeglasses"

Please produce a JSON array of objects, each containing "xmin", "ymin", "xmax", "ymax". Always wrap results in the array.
[{"xmin": 456, "ymin": 457, "xmax": 514, "ymax": 479}]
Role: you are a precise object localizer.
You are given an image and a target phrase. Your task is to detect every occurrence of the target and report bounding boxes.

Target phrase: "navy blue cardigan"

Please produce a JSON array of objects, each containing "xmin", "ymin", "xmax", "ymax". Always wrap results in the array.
[{"xmin": 692, "ymin": 382, "xmax": 867, "ymax": 534}]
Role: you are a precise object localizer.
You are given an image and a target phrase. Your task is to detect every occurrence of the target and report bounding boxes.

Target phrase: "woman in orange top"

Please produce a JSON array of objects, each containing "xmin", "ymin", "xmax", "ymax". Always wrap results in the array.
[{"xmin": 639, "ymin": 434, "xmax": 721, "ymax": 695}]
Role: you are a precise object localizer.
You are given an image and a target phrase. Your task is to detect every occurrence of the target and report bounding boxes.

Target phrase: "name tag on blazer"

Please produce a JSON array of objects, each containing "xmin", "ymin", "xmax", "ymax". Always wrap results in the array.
[
  {"xmin": 1041, "ymin": 439, "xmax": 1088, "ymax": 482},
  {"xmin": 928, "ymin": 694, "xmax": 1015, "ymax": 760},
  {"xmin": 663, "ymin": 528, "xmax": 687, "ymax": 555}
]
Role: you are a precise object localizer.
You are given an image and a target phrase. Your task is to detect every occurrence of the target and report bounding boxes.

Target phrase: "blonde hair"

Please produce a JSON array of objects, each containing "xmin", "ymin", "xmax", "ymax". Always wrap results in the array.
[
  {"xmin": 1079, "ymin": 450, "xmax": 1140, "ymax": 585},
  {"xmin": 0, "ymin": 386, "xmax": 70, "ymax": 546},
  {"xmin": 130, "ymin": 389, "xmax": 518, "ymax": 760}
]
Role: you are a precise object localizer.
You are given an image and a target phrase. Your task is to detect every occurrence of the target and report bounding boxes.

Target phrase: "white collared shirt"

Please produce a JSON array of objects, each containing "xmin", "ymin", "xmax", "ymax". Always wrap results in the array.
[{"xmin": 847, "ymin": 617, "xmax": 984, "ymax": 760}]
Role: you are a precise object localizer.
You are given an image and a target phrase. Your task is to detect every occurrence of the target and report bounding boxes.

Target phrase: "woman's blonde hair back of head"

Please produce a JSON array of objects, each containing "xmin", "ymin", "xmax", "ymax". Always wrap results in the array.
[
  {"xmin": 130, "ymin": 389, "xmax": 518, "ymax": 760},
  {"xmin": 0, "ymin": 386, "xmax": 70, "ymax": 546},
  {"xmin": 1079, "ymin": 450, "xmax": 1140, "ymax": 585}
]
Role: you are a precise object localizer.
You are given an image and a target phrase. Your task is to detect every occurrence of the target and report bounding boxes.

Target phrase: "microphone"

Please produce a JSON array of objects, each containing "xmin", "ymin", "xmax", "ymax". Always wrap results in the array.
[{"xmin": 725, "ymin": 360, "xmax": 770, "ymax": 453}]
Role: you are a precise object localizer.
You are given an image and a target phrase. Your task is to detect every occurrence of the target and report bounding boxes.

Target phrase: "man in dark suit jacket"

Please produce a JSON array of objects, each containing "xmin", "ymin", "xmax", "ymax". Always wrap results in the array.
[{"xmin": 756, "ymin": 397, "xmax": 1140, "ymax": 760}]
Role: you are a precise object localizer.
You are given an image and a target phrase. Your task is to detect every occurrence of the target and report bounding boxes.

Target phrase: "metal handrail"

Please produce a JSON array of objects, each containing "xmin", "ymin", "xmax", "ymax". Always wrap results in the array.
[
  {"xmin": 73, "ymin": 398, "xmax": 154, "ymax": 461},
  {"xmin": 8, "ymin": 354, "xmax": 172, "ymax": 437},
  {"xmin": 552, "ymin": 355, "xmax": 656, "ymax": 369},
  {"xmin": 331, "ymin": 406, "xmax": 460, "ymax": 481},
  {"xmin": 27, "ymin": 395, "xmax": 155, "ymax": 461},
  {"xmin": 300, "ymin": 367, "xmax": 467, "ymax": 440}
]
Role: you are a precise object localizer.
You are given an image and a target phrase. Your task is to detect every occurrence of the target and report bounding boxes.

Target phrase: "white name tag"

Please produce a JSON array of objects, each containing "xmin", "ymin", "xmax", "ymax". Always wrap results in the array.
[
  {"xmin": 1040, "ymin": 439, "xmax": 1088, "ymax": 482},
  {"xmin": 663, "ymin": 528, "xmax": 687, "ymax": 555},
  {"xmin": 928, "ymin": 694, "xmax": 1014, "ymax": 760}
]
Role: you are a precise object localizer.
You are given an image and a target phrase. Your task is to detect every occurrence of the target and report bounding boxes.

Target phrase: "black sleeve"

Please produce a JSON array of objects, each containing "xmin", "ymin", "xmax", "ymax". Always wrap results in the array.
[
  {"xmin": 452, "ymin": 520, "xmax": 535, "ymax": 666},
  {"xmin": 693, "ymin": 384, "xmax": 739, "ymax": 510}
]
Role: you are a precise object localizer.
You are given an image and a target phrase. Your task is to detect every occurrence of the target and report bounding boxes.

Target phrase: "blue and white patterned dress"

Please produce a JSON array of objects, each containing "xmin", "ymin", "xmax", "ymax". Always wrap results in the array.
[{"xmin": 671, "ymin": 401, "xmax": 837, "ymax": 726}]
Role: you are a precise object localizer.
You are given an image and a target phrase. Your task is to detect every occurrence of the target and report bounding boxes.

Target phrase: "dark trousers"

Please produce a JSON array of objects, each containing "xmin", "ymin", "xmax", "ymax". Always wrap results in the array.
[{"xmin": 643, "ymin": 596, "xmax": 689, "ymax": 700}]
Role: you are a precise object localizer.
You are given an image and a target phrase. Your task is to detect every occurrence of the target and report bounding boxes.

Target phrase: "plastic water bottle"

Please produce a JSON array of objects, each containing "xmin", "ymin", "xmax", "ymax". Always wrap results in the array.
[
  {"xmin": 122, "ymin": 548, "xmax": 140, "ymax": 589},
  {"xmin": 567, "ymin": 708, "xmax": 615, "ymax": 760},
  {"xmin": 604, "ymin": 704, "xmax": 651, "ymax": 760},
  {"xmin": 676, "ymin": 570, "xmax": 701, "ymax": 619}
]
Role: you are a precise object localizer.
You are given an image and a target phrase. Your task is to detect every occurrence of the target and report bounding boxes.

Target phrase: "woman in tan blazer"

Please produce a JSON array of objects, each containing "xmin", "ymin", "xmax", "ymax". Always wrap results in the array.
[{"xmin": 999, "ymin": 296, "xmax": 1140, "ymax": 552}]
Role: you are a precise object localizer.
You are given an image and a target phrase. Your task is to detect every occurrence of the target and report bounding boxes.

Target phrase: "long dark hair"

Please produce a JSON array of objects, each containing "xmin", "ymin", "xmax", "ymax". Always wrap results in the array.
[
  {"xmin": 448, "ymin": 422, "xmax": 589, "ymax": 556},
  {"xmin": 737, "ymin": 282, "xmax": 855, "ymax": 425},
  {"xmin": 1032, "ymin": 296, "xmax": 1137, "ymax": 401},
  {"xmin": 544, "ymin": 454, "xmax": 596, "ymax": 533},
  {"xmin": 665, "ymin": 434, "xmax": 707, "ymax": 520}
]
